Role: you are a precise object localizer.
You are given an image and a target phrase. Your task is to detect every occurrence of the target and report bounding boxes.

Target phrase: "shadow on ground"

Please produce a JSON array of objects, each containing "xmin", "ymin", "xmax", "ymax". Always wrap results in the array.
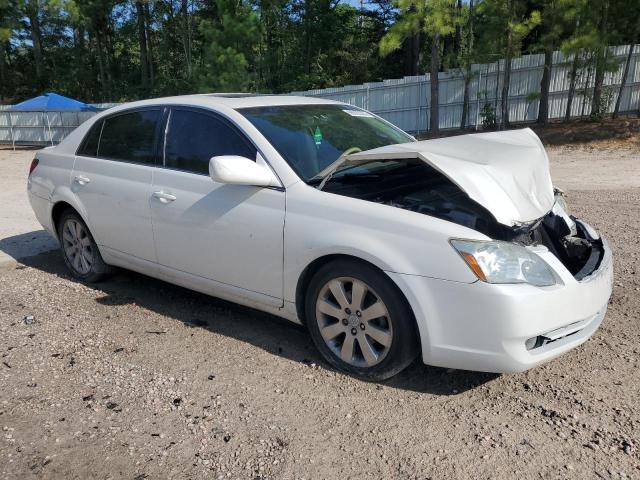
[
  {"xmin": 18, "ymin": 249, "xmax": 499, "ymax": 395},
  {"xmin": 0, "ymin": 230, "xmax": 58, "ymax": 260}
]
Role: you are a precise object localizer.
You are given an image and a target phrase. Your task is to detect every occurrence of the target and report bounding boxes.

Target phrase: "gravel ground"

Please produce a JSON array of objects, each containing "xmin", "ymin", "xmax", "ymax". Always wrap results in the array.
[
  {"xmin": 0, "ymin": 143, "xmax": 639, "ymax": 479},
  {"xmin": 0, "ymin": 147, "xmax": 57, "ymax": 261}
]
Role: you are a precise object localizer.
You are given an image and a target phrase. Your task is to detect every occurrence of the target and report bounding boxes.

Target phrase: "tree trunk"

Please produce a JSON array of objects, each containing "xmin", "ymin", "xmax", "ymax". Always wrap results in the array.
[
  {"xmin": 95, "ymin": 30, "xmax": 110, "ymax": 100},
  {"xmin": 454, "ymin": 0, "xmax": 462, "ymax": 57},
  {"xmin": 581, "ymin": 58, "xmax": 593, "ymax": 119},
  {"xmin": 104, "ymin": 22, "xmax": 116, "ymax": 88},
  {"xmin": 461, "ymin": 75, "xmax": 470, "ymax": 129},
  {"xmin": 430, "ymin": 32, "xmax": 440, "ymax": 134},
  {"xmin": 537, "ymin": 46, "xmax": 553, "ymax": 124},
  {"xmin": 565, "ymin": 52, "xmax": 579, "ymax": 121},
  {"xmin": 501, "ymin": 33, "xmax": 513, "ymax": 129},
  {"xmin": 27, "ymin": 2, "xmax": 45, "ymax": 88},
  {"xmin": 77, "ymin": 24, "xmax": 86, "ymax": 51},
  {"xmin": 144, "ymin": 2, "xmax": 155, "ymax": 88},
  {"xmin": 181, "ymin": 0, "xmax": 191, "ymax": 78},
  {"xmin": 460, "ymin": 0, "xmax": 474, "ymax": 129},
  {"xmin": 136, "ymin": 1, "xmax": 150, "ymax": 91},
  {"xmin": 493, "ymin": 39, "xmax": 501, "ymax": 117},
  {"xmin": 591, "ymin": 52, "xmax": 606, "ymax": 118},
  {"xmin": 263, "ymin": 5, "xmax": 280, "ymax": 91},
  {"xmin": 407, "ymin": 31, "xmax": 421, "ymax": 76},
  {"xmin": 591, "ymin": 1, "xmax": 609, "ymax": 119},
  {"xmin": 303, "ymin": 0, "xmax": 313, "ymax": 75},
  {"xmin": 0, "ymin": 41, "xmax": 7, "ymax": 103},
  {"xmin": 613, "ymin": 44, "xmax": 635, "ymax": 118}
]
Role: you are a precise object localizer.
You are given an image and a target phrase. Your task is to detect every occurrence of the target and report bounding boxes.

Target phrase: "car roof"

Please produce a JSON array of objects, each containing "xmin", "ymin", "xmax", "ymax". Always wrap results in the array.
[{"xmin": 100, "ymin": 94, "xmax": 344, "ymax": 113}]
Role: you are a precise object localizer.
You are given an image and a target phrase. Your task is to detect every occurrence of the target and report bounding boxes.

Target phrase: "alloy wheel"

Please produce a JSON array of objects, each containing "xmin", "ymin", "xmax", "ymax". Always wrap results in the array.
[
  {"xmin": 315, "ymin": 276, "xmax": 393, "ymax": 368},
  {"xmin": 61, "ymin": 218, "xmax": 93, "ymax": 275}
]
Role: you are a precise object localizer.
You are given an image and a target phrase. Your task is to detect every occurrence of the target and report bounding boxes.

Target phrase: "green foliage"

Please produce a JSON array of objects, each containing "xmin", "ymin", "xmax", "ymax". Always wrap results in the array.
[
  {"xmin": 480, "ymin": 102, "xmax": 497, "ymax": 129},
  {"xmin": 380, "ymin": 0, "xmax": 458, "ymax": 59},
  {"xmin": 591, "ymin": 84, "xmax": 616, "ymax": 116},
  {"xmin": 197, "ymin": 0, "xmax": 260, "ymax": 92},
  {"xmin": 0, "ymin": 0, "xmax": 638, "ymax": 113}
]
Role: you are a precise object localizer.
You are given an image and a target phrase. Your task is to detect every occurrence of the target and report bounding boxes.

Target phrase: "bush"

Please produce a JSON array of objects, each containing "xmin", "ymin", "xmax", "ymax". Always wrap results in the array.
[{"xmin": 480, "ymin": 102, "xmax": 497, "ymax": 129}]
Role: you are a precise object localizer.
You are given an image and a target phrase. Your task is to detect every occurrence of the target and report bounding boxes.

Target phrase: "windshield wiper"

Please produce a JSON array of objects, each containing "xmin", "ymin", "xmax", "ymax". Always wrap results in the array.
[
  {"xmin": 316, "ymin": 166, "xmax": 342, "ymax": 191},
  {"xmin": 310, "ymin": 148, "xmax": 368, "ymax": 190},
  {"xmin": 310, "ymin": 169, "xmax": 383, "ymax": 190}
]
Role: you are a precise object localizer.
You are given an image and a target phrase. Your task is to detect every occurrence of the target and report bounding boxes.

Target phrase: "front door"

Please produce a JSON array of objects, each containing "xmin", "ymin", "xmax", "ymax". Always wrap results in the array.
[
  {"xmin": 150, "ymin": 107, "xmax": 285, "ymax": 305},
  {"xmin": 72, "ymin": 108, "xmax": 161, "ymax": 262}
]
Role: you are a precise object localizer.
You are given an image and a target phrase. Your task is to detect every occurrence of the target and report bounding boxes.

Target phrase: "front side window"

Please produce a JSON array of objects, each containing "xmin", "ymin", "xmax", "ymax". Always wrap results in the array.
[
  {"xmin": 98, "ymin": 109, "xmax": 160, "ymax": 164},
  {"xmin": 164, "ymin": 109, "xmax": 256, "ymax": 175},
  {"xmin": 239, "ymin": 105, "xmax": 413, "ymax": 181}
]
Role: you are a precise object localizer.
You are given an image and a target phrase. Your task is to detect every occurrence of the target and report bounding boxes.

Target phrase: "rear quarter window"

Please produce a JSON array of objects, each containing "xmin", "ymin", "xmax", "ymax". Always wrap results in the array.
[{"xmin": 77, "ymin": 119, "xmax": 103, "ymax": 157}]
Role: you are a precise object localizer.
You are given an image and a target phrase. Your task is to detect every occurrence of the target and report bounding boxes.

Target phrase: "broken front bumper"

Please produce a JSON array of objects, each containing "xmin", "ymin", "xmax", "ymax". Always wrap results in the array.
[{"xmin": 387, "ymin": 232, "xmax": 613, "ymax": 373}]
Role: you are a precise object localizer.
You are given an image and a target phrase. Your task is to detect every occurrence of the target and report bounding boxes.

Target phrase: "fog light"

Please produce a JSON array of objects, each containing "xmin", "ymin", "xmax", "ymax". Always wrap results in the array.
[
  {"xmin": 525, "ymin": 337, "xmax": 538, "ymax": 350},
  {"xmin": 525, "ymin": 336, "xmax": 548, "ymax": 350}
]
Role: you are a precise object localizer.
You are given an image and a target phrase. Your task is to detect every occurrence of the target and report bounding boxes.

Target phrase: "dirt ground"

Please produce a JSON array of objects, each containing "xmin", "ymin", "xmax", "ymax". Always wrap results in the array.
[{"xmin": 0, "ymin": 138, "xmax": 639, "ymax": 479}]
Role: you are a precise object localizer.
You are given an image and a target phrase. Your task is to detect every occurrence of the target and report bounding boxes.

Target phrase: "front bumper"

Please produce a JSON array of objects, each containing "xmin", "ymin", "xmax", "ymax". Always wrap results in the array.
[{"xmin": 387, "ymin": 234, "xmax": 613, "ymax": 373}]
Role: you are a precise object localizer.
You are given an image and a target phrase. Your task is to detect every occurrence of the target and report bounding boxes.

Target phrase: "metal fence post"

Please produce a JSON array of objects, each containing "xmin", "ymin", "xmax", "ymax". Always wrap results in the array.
[
  {"xmin": 475, "ymin": 67, "xmax": 482, "ymax": 130},
  {"xmin": 7, "ymin": 111, "xmax": 15, "ymax": 150}
]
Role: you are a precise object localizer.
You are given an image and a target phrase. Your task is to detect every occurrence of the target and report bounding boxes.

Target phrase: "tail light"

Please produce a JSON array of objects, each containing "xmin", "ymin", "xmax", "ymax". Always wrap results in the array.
[{"xmin": 28, "ymin": 157, "xmax": 39, "ymax": 176}]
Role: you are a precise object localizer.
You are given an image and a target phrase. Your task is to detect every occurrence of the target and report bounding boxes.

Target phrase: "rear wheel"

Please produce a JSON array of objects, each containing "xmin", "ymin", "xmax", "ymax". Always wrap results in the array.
[
  {"xmin": 57, "ymin": 210, "xmax": 112, "ymax": 282},
  {"xmin": 305, "ymin": 259, "xmax": 418, "ymax": 381}
]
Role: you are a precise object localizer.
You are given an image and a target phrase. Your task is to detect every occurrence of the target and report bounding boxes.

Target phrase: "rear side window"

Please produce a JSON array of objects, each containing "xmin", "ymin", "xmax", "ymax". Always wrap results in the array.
[
  {"xmin": 98, "ymin": 110, "xmax": 160, "ymax": 164},
  {"xmin": 77, "ymin": 120, "xmax": 103, "ymax": 157},
  {"xmin": 164, "ymin": 109, "xmax": 256, "ymax": 175}
]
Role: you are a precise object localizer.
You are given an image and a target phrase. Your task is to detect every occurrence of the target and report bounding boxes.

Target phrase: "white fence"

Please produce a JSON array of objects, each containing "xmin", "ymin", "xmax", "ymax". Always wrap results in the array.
[
  {"xmin": 0, "ymin": 110, "xmax": 98, "ymax": 146},
  {"xmin": 0, "ymin": 103, "xmax": 118, "ymax": 147},
  {"xmin": 293, "ymin": 44, "xmax": 640, "ymax": 133},
  {"xmin": 1, "ymin": 44, "xmax": 639, "ymax": 145}
]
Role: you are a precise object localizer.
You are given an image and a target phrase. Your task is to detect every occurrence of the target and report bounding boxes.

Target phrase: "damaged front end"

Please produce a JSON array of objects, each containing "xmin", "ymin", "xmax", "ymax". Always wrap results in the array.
[
  {"xmin": 485, "ymin": 196, "xmax": 604, "ymax": 281},
  {"xmin": 512, "ymin": 192, "xmax": 604, "ymax": 281},
  {"xmin": 322, "ymin": 128, "xmax": 605, "ymax": 282},
  {"xmin": 320, "ymin": 157, "xmax": 603, "ymax": 281}
]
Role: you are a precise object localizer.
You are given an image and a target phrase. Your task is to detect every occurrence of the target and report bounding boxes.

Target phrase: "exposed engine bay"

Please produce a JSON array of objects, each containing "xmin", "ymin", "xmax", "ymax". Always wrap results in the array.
[{"xmin": 321, "ymin": 158, "xmax": 604, "ymax": 280}]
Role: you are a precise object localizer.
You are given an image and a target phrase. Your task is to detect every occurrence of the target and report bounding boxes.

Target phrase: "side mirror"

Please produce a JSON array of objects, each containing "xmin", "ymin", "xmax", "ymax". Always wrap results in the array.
[{"xmin": 209, "ymin": 155, "xmax": 278, "ymax": 187}]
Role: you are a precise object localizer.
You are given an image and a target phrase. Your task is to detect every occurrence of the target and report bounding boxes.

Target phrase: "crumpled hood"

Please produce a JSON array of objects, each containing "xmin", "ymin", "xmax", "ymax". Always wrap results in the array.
[{"xmin": 348, "ymin": 128, "xmax": 555, "ymax": 227}]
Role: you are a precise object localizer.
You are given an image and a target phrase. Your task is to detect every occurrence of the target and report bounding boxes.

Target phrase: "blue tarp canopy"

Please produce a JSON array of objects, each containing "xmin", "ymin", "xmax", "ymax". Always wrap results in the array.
[{"xmin": 8, "ymin": 92, "xmax": 98, "ymax": 112}]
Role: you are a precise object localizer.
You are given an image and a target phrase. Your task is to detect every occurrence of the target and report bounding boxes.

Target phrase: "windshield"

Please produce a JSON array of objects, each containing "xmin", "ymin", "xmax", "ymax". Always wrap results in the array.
[{"xmin": 239, "ymin": 104, "xmax": 414, "ymax": 182}]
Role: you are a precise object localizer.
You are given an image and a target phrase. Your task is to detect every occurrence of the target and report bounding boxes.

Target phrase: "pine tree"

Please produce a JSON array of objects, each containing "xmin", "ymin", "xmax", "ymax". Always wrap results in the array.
[
  {"xmin": 197, "ymin": 0, "xmax": 260, "ymax": 92},
  {"xmin": 379, "ymin": 0, "xmax": 457, "ymax": 134}
]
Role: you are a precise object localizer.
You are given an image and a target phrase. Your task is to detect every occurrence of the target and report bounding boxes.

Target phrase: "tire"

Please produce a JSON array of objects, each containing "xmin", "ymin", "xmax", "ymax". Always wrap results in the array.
[
  {"xmin": 305, "ymin": 259, "xmax": 419, "ymax": 381},
  {"xmin": 57, "ymin": 209, "xmax": 113, "ymax": 282}
]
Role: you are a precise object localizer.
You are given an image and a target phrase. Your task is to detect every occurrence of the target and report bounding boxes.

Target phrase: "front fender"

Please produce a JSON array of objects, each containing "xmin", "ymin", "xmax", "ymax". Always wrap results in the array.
[{"xmin": 283, "ymin": 184, "xmax": 487, "ymax": 304}]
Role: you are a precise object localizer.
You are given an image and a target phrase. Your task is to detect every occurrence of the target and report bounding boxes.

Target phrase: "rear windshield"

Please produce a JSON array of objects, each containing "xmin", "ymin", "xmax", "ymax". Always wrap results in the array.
[{"xmin": 239, "ymin": 105, "xmax": 413, "ymax": 181}]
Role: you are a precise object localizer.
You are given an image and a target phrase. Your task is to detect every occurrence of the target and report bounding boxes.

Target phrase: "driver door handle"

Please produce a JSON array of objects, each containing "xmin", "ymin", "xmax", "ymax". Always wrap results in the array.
[{"xmin": 152, "ymin": 191, "xmax": 177, "ymax": 203}]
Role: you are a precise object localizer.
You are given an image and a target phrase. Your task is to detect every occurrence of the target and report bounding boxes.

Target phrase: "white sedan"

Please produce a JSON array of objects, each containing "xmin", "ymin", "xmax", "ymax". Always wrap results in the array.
[{"xmin": 27, "ymin": 94, "xmax": 613, "ymax": 380}]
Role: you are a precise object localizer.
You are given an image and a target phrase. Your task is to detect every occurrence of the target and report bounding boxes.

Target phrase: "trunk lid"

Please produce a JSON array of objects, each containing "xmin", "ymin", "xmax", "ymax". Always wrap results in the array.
[{"xmin": 347, "ymin": 128, "xmax": 554, "ymax": 227}]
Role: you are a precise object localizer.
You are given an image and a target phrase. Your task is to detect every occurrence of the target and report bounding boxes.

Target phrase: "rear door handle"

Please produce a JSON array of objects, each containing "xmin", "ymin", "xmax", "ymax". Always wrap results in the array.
[
  {"xmin": 152, "ymin": 191, "xmax": 177, "ymax": 203},
  {"xmin": 74, "ymin": 175, "xmax": 91, "ymax": 185}
]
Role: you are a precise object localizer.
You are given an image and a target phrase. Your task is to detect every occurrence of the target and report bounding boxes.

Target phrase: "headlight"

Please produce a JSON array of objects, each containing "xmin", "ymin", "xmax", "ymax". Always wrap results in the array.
[{"xmin": 450, "ymin": 239, "xmax": 558, "ymax": 287}]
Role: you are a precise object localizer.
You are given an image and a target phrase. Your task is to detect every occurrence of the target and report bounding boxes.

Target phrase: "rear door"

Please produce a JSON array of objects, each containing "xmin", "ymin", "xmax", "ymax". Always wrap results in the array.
[
  {"xmin": 150, "ymin": 107, "xmax": 285, "ymax": 305},
  {"xmin": 72, "ymin": 108, "xmax": 161, "ymax": 262}
]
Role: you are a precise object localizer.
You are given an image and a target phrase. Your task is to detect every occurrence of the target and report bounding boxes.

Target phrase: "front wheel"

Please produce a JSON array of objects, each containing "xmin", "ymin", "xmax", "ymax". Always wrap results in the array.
[
  {"xmin": 305, "ymin": 259, "xmax": 419, "ymax": 381},
  {"xmin": 57, "ymin": 210, "xmax": 112, "ymax": 282}
]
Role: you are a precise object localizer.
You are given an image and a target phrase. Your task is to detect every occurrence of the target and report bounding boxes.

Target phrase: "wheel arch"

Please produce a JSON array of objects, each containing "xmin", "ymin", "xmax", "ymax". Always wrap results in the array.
[
  {"xmin": 294, "ymin": 253, "xmax": 422, "ymax": 352},
  {"xmin": 50, "ymin": 198, "xmax": 92, "ymax": 242}
]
